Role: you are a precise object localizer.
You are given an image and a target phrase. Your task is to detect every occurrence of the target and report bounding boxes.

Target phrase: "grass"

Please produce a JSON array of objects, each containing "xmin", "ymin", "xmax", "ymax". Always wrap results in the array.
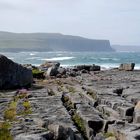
[
  {"xmin": 22, "ymin": 100, "xmax": 32, "ymax": 115},
  {"xmin": 66, "ymin": 86, "xmax": 76, "ymax": 93},
  {"xmin": 62, "ymin": 93, "xmax": 87, "ymax": 139},
  {"xmin": 72, "ymin": 113, "xmax": 87, "ymax": 139},
  {"xmin": 1, "ymin": 89, "xmax": 33, "ymax": 139},
  {"xmin": 87, "ymin": 89, "xmax": 97, "ymax": 100},
  {"xmin": 32, "ymin": 69, "xmax": 45, "ymax": 79},
  {"xmin": 103, "ymin": 132, "xmax": 115, "ymax": 138},
  {"xmin": 23, "ymin": 100, "xmax": 31, "ymax": 110},
  {"xmin": 4, "ymin": 108, "xmax": 16, "ymax": 121},
  {"xmin": 9, "ymin": 101, "xmax": 17, "ymax": 109},
  {"xmin": 0, "ymin": 122, "xmax": 13, "ymax": 140}
]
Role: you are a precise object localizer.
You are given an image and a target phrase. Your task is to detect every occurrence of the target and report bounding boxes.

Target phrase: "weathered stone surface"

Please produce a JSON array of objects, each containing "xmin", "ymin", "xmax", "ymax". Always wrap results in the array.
[
  {"xmin": 108, "ymin": 123, "xmax": 140, "ymax": 140},
  {"xmin": 15, "ymin": 132, "xmax": 54, "ymax": 140},
  {"xmin": 46, "ymin": 66, "xmax": 59, "ymax": 76},
  {"xmin": 40, "ymin": 61, "xmax": 60, "ymax": 71},
  {"xmin": 48, "ymin": 124, "xmax": 77, "ymax": 140},
  {"xmin": 1, "ymin": 63, "xmax": 140, "ymax": 139},
  {"xmin": 57, "ymin": 67, "xmax": 66, "ymax": 75},
  {"xmin": 0, "ymin": 54, "xmax": 33, "ymax": 89},
  {"xmin": 119, "ymin": 63, "xmax": 135, "ymax": 71},
  {"xmin": 133, "ymin": 101, "xmax": 140, "ymax": 123}
]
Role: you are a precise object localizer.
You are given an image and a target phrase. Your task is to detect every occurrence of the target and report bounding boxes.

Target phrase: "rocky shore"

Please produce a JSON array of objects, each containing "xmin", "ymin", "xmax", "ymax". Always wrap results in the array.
[{"xmin": 0, "ymin": 55, "xmax": 140, "ymax": 140}]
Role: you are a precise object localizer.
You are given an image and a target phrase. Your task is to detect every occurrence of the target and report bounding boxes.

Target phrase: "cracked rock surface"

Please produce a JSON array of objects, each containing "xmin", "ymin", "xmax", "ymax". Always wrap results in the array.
[{"xmin": 0, "ymin": 69, "xmax": 140, "ymax": 140}]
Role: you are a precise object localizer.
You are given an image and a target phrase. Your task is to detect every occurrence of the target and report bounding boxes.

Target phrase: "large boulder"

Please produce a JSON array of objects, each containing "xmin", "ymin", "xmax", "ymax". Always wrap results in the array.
[
  {"xmin": 74, "ymin": 64, "xmax": 101, "ymax": 71},
  {"xmin": 0, "ymin": 55, "xmax": 33, "ymax": 89},
  {"xmin": 39, "ymin": 61, "xmax": 60, "ymax": 71},
  {"xmin": 119, "ymin": 63, "xmax": 135, "ymax": 71},
  {"xmin": 46, "ymin": 66, "xmax": 58, "ymax": 77}
]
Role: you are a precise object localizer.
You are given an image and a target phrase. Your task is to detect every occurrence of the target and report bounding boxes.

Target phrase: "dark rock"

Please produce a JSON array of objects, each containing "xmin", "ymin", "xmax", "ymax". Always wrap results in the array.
[
  {"xmin": 75, "ymin": 65, "xmax": 91, "ymax": 71},
  {"xmin": 113, "ymin": 88, "xmax": 123, "ymax": 96},
  {"xmin": 0, "ymin": 54, "xmax": 33, "ymax": 89},
  {"xmin": 119, "ymin": 63, "xmax": 135, "ymax": 71},
  {"xmin": 46, "ymin": 66, "xmax": 59, "ymax": 77},
  {"xmin": 74, "ymin": 64, "xmax": 100, "ymax": 72},
  {"xmin": 90, "ymin": 65, "xmax": 101, "ymax": 71},
  {"xmin": 44, "ymin": 62, "xmax": 60, "ymax": 77}
]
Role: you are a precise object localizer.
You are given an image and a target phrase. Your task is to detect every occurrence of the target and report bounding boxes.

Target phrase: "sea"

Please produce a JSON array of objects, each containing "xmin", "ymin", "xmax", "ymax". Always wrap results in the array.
[{"xmin": 1, "ymin": 51, "xmax": 140, "ymax": 70}]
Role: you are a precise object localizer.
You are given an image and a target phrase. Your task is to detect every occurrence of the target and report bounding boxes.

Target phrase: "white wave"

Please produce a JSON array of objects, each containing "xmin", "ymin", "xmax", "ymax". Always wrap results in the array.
[
  {"xmin": 30, "ymin": 53, "xmax": 36, "ymax": 56},
  {"xmin": 8, "ymin": 57, "xmax": 14, "ymax": 60},
  {"xmin": 99, "ymin": 64, "xmax": 119, "ymax": 70},
  {"xmin": 26, "ymin": 57, "xmax": 41, "ymax": 60},
  {"xmin": 134, "ymin": 66, "xmax": 140, "ymax": 70},
  {"xmin": 40, "ymin": 57, "xmax": 75, "ymax": 61},
  {"xmin": 100, "ymin": 58, "xmax": 119, "ymax": 61},
  {"xmin": 57, "ymin": 54, "xmax": 63, "ymax": 56},
  {"xmin": 32, "ymin": 64, "xmax": 40, "ymax": 66},
  {"xmin": 60, "ymin": 64, "xmax": 72, "ymax": 67}
]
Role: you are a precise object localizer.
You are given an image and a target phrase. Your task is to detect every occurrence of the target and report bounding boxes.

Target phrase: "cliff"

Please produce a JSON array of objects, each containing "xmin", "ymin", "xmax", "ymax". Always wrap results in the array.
[{"xmin": 0, "ymin": 31, "xmax": 115, "ymax": 52}]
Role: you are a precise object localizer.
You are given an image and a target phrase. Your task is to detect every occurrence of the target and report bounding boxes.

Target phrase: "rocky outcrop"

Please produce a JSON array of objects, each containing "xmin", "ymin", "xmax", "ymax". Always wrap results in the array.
[
  {"xmin": 39, "ymin": 62, "xmax": 60, "ymax": 71},
  {"xmin": 74, "ymin": 64, "xmax": 101, "ymax": 71},
  {"xmin": 119, "ymin": 63, "xmax": 135, "ymax": 71},
  {"xmin": 1, "ymin": 62, "xmax": 140, "ymax": 140},
  {"xmin": 0, "ymin": 55, "xmax": 33, "ymax": 89}
]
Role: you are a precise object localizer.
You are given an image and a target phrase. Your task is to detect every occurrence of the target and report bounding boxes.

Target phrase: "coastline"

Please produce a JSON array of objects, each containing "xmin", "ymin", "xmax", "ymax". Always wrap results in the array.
[{"xmin": 0, "ymin": 56, "xmax": 140, "ymax": 140}]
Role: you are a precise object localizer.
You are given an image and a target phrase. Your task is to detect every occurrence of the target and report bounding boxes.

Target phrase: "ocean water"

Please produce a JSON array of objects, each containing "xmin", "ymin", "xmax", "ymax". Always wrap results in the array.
[{"xmin": 1, "ymin": 51, "xmax": 140, "ymax": 70}]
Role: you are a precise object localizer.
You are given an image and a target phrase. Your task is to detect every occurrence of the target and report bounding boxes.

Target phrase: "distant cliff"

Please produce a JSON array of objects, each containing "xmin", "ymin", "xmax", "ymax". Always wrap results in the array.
[
  {"xmin": 112, "ymin": 45, "xmax": 140, "ymax": 52},
  {"xmin": 0, "ymin": 31, "xmax": 115, "ymax": 52}
]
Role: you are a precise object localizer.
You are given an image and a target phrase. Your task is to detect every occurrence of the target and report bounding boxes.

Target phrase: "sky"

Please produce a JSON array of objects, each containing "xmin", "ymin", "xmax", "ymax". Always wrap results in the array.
[{"xmin": 0, "ymin": 0, "xmax": 140, "ymax": 45}]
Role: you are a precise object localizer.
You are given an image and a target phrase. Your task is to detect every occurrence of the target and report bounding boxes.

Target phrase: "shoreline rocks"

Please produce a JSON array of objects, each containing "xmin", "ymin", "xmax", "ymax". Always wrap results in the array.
[
  {"xmin": 119, "ymin": 63, "xmax": 135, "ymax": 71},
  {"xmin": 0, "ymin": 55, "xmax": 33, "ymax": 89},
  {"xmin": 0, "ymin": 57, "xmax": 140, "ymax": 140}
]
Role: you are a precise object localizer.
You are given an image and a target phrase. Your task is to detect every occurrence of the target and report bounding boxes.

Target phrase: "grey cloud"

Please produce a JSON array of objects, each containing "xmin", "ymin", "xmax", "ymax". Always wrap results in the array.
[
  {"xmin": 0, "ymin": 1, "xmax": 17, "ymax": 10},
  {"xmin": 0, "ymin": 0, "xmax": 140, "ymax": 45}
]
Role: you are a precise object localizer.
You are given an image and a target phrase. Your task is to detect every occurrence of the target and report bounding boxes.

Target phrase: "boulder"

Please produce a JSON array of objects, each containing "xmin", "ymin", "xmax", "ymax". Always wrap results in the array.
[
  {"xmin": 90, "ymin": 65, "xmax": 101, "ymax": 71},
  {"xmin": 119, "ymin": 63, "xmax": 135, "ymax": 71},
  {"xmin": 43, "ymin": 62, "xmax": 61, "ymax": 77},
  {"xmin": 39, "ymin": 61, "xmax": 60, "ymax": 71},
  {"xmin": 0, "ymin": 55, "xmax": 33, "ymax": 89},
  {"xmin": 74, "ymin": 64, "xmax": 100, "ymax": 71},
  {"xmin": 46, "ymin": 66, "xmax": 59, "ymax": 77},
  {"xmin": 75, "ymin": 65, "xmax": 91, "ymax": 71}
]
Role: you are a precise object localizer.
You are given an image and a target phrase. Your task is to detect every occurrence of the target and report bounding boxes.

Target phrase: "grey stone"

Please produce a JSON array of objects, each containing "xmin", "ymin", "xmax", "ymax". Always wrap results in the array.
[
  {"xmin": 57, "ymin": 67, "xmax": 66, "ymax": 75},
  {"xmin": 0, "ymin": 54, "xmax": 33, "ymax": 89},
  {"xmin": 15, "ymin": 132, "xmax": 54, "ymax": 140},
  {"xmin": 119, "ymin": 63, "xmax": 135, "ymax": 71}
]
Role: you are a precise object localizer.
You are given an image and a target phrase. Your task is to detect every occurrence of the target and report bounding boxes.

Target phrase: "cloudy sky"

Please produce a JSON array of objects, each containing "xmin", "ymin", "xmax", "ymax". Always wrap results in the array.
[{"xmin": 0, "ymin": 0, "xmax": 140, "ymax": 45}]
